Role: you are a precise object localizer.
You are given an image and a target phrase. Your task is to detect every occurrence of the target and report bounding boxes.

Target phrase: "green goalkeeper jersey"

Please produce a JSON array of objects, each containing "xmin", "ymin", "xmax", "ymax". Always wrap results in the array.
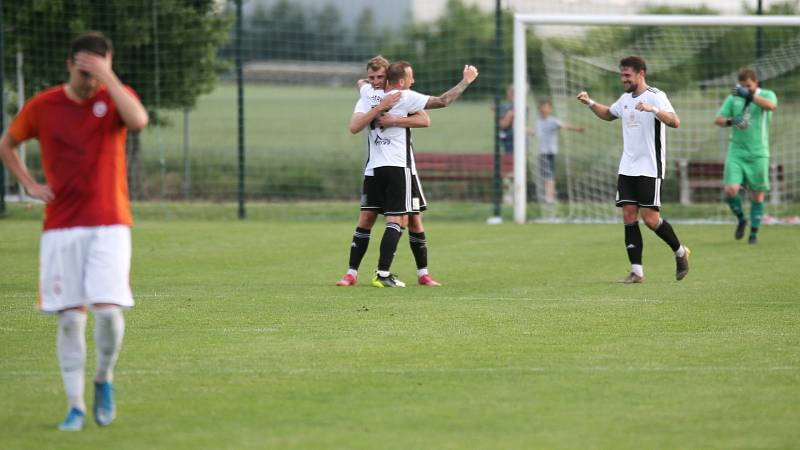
[{"xmin": 717, "ymin": 88, "xmax": 777, "ymax": 159}]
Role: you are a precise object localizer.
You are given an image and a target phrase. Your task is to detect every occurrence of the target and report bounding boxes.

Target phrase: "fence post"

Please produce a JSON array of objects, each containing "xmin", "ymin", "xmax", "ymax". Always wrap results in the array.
[
  {"xmin": 235, "ymin": 0, "xmax": 246, "ymax": 219},
  {"xmin": 678, "ymin": 158, "xmax": 690, "ymax": 205},
  {"xmin": 182, "ymin": 108, "xmax": 191, "ymax": 198},
  {"xmin": 0, "ymin": 0, "xmax": 5, "ymax": 214},
  {"xmin": 490, "ymin": 0, "xmax": 503, "ymax": 222},
  {"xmin": 769, "ymin": 162, "xmax": 780, "ymax": 205}
]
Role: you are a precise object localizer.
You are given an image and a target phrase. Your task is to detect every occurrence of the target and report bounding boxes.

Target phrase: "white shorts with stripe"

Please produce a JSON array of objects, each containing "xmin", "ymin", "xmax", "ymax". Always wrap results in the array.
[{"xmin": 39, "ymin": 225, "xmax": 134, "ymax": 313}]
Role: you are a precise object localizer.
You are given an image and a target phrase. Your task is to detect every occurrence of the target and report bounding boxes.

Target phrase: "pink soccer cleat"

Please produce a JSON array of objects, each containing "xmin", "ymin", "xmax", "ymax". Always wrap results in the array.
[
  {"xmin": 418, "ymin": 274, "xmax": 442, "ymax": 286},
  {"xmin": 336, "ymin": 273, "xmax": 357, "ymax": 286}
]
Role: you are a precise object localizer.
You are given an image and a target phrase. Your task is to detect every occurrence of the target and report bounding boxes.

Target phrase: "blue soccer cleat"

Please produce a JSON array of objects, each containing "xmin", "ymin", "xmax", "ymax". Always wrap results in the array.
[
  {"xmin": 93, "ymin": 381, "xmax": 116, "ymax": 427},
  {"xmin": 58, "ymin": 407, "xmax": 85, "ymax": 431}
]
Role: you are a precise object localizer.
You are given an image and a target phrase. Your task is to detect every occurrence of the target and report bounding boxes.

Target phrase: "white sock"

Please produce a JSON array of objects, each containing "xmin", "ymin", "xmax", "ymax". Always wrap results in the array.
[
  {"xmin": 346, "ymin": 268, "xmax": 358, "ymax": 277},
  {"xmin": 631, "ymin": 264, "xmax": 644, "ymax": 277},
  {"xmin": 377, "ymin": 270, "xmax": 390, "ymax": 278},
  {"xmin": 675, "ymin": 245, "xmax": 686, "ymax": 258},
  {"xmin": 417, "ymin": 268, "xmax": 429, "ymax": 277},
  {"xmin": 57, "ymin": 310, "xmax": 87, "ymax": 412},
  {"xmin": 94, "ymin": 306, "xmax": 125, "ymax": 383}
]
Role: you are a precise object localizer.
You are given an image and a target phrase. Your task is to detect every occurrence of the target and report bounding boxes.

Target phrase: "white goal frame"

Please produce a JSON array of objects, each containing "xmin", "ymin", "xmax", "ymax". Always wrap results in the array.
[{"xmin": 512, "ymin": 14, "xmax": 800, "ymax": 224}]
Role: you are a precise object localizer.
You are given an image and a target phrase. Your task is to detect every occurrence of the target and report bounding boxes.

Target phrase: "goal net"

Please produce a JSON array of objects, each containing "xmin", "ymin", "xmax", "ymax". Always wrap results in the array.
[{"xmin": 513, "ymin": 14, "xmax": 800, "ymax": 224}]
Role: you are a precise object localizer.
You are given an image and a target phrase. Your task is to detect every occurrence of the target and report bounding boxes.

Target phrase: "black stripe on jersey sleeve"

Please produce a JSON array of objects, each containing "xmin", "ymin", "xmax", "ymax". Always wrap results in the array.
[
  {"xmin": 405, "ymin": 128, "xmax": 413, "ymax": 169},
  {"xmin": 654, "ymin": 118, "xmax": 663, "ymax": 179},
  {"xmin": 364, "ymin": 133, "xmax": 370, "ymax": 171}
]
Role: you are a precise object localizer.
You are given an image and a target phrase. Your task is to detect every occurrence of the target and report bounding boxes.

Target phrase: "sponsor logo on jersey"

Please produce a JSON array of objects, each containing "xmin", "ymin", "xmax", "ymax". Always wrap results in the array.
[
  {"xmin": 93, "ymin": 101, "xmax": 108, "ymax": 118},
  {"xmin": 374, "ymin": 134, "xmax": 391, "ymax": 146}
]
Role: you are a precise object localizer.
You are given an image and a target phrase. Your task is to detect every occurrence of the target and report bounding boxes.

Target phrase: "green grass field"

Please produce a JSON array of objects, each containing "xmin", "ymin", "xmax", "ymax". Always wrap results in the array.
[{"xmin": 1, "ymin": 206, "xmax": 799, "ymax": 449}]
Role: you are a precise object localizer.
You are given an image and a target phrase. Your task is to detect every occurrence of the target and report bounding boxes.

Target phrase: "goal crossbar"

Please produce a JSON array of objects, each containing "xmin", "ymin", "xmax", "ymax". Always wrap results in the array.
[{"xmin": 512, "ymin": 14, "xmax": 800, "ymax": 224}]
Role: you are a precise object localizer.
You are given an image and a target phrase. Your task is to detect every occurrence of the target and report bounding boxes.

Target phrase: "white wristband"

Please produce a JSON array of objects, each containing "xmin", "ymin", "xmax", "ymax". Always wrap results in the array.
[
  {"xmin": 587, "ymin": 99, "xmax": 595, "ymax": 108},
  {"xmin": 652, "ymin": 106, "xmax": 660, "ymax": 114}
]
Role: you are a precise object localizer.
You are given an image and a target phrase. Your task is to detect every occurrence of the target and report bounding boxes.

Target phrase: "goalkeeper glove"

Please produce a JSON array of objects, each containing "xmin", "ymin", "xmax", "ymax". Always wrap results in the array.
[
  {"xmin": 733, "ymin": 84, "xmax": 753, "ymax": 101},
  {"xmin": 726, "ymin": 117, "xmax": 749, "ymax": 129}
]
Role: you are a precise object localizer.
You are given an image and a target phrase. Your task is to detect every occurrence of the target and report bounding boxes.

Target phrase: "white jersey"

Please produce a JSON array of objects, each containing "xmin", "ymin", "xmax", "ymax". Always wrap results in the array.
[
  {"xmin": 354, "ymin": 85, "xmax": 383, "ymax": 176},
  {"xmin": 609, "ymin": 87, "xmax": 674, "ymax": 179},
  {"xmin": 354, "ymin": 85, "xmax": 429, "ymax": 175}
]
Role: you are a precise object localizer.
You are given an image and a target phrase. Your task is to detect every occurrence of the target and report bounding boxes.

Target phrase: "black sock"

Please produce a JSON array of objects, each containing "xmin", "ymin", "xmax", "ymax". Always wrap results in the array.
[
  {"xmin": 348, "ymin": 227, "xmax": 371, "ymax": 270},
  {"xmin": 624, "ymin": 222, "xmax": 643, "ymax": 265},
  {"xmin": 653, "ymin": 219, "xmax": 681, "ymax": 252},
  {"xmin": 378, "ymin": 223, "xmax": 404, "ymax": 272},
  {"xmin": 408, "ymin": 231, "xmax": 428, "ymax": 270}
]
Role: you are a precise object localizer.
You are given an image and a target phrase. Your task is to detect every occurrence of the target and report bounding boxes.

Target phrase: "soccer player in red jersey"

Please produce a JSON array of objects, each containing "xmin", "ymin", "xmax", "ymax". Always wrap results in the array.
[{"xmin": 0, "ymin": 32, "xmax": 148, "ymax": 431}]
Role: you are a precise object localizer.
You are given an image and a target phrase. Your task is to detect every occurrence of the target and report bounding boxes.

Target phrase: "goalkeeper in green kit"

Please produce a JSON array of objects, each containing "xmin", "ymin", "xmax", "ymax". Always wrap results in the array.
[{"xmin": 714, "ymin": 69, "xmax": 777, "ymax": 244}]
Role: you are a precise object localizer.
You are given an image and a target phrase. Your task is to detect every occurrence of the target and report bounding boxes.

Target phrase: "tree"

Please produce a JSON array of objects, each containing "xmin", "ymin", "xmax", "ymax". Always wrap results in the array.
[
  {"xmin": 246, "ymin": 3, "xmax": 271, "ymax": 60},
  {"xmin": 309, "ymin": 2, "xmax": 346, "ymax": 61},
  {"xmin": 264, "ymin": 0, "xmax": 309, "ymax": 61},
  {"xmin": 2, "ymin": 0, "xmax": 231, "ymax": 197},
  {"xmin": 3, "ymin": 0, "xmax": 230, "ymax": 111},
  {"xmin": 351, "ymin": 6, "xmax": 379, "ymax": 62}
]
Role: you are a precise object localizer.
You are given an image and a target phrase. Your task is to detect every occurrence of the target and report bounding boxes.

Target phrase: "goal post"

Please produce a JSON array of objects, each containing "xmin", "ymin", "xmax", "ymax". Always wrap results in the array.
[{"xmin": 513, "ymin": 14, "xmax": 800, "ymax": 224}]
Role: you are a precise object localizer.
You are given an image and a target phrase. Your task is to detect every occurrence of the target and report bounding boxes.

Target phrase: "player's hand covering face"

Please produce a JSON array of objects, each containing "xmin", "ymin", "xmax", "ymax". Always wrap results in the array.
[
  {"xmin": 733, "ymin": 81, "xmax": 756, "ymax": 100},
  {"xmin": 73, "ymin": 51, "xmax": 114, "ymax": 82}
]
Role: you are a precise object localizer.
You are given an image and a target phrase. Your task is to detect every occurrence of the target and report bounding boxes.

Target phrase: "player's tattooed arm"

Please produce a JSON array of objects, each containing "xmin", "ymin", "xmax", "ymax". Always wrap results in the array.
[
  {"xmin": 375, "ymin": 110, "xmax": 431, "ymax": 129},
  {"xmin": 349, "ymin": 91, "xmax": 401, "ymax": 134},
  {"xmin": 425, "ymin": 65, "xmax": 479, "ymax": 109}
]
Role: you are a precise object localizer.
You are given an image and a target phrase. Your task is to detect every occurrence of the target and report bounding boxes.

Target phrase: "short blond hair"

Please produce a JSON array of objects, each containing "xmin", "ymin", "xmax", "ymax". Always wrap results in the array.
[{"xmin": 366, "ymin": 55, "xmax": 389, "ymax": 72}]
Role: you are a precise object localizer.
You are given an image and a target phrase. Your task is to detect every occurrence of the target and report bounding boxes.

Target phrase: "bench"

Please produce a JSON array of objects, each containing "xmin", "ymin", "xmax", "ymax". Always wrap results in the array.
[
  {"xmin": 676, "ymin": 159, "xmax": 784, "ymax": 204},
  {"xmin": 414, "ymin": 153, "xmax": 514, "ymax": 181}
]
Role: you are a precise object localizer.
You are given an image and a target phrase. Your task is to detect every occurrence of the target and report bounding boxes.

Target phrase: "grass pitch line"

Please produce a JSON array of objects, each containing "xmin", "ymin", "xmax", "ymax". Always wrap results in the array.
[{"xmin": 3, "ymin": 365, "xmax": 798, "ymax": 379}]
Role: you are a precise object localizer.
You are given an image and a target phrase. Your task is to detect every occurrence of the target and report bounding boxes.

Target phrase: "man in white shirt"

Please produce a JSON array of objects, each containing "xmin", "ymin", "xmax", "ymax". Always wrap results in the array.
[
  {"xmin": 576, "ymin": 56, "xmax": 689, "ymax": 283},
  {"xmin": 346, "ymin": 60, "xmax": 478, "ymax": 287},
  {"xmin": 336, "ymin": 56, "xmax": 435, "ymax": 287}
]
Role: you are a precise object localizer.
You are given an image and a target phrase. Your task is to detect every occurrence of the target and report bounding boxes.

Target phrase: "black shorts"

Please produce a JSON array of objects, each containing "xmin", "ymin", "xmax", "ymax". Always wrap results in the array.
[
  {"xmin": 615, "ymin": 175, "xmax": 661, "ymax": 210},
  {"xmin": 361, "ymin": 167, "xmax": 428, "ymax": 216},
  {"xmin": 539, "ymin": 154, "xmax": 556, "ymax": 179}
]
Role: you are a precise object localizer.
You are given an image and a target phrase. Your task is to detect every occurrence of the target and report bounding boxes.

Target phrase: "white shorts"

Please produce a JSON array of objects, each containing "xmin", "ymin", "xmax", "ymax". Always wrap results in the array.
[{"xmin": 39, "ymin": 225, "xmax": 134, "ymax": 313}]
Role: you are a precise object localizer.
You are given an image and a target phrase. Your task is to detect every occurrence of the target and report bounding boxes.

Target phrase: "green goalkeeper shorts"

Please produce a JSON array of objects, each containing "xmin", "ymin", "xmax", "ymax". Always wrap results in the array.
[{"xmin": 723, "ymin": 155, "xmax": 770, "ymax": 191}]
